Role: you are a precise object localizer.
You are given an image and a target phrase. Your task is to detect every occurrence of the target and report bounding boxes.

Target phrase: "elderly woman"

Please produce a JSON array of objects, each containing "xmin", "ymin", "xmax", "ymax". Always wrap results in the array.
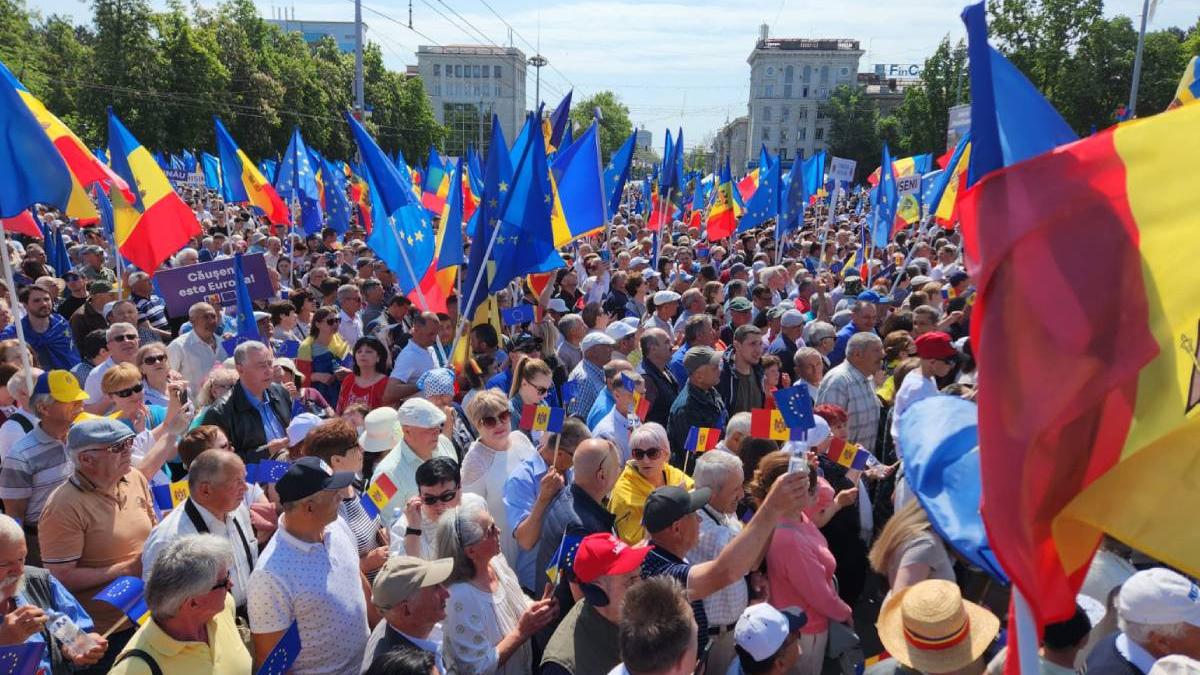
[
  {"xmin": 109, "ymin": 534, "xmax": 251, "ymax": 674},
  {"xmin": 136, "ymin": 343, "xmax": 174, "ymax": 408},
  {"xmin": 608, "ymin": 422, "xmax": 694, "ymax": 544},
  {"xmin": 434, "ymin": 500, "xmax": 557, "ymax": 675},
  {"xmin": 390, "ymin": 456, "xmax": 487, "ymax": 559},
  {"xmin": 295, "ymin": 305, "xmax": 352, "ymax": 404},
  {"xmin": 751, "ymin": 450, "xmax": 853, "ymax": 675},
  {"xmin": 418, "ymin": 367, "xmax": 475, "ymax": 459},
  {"xmin": 303, "ymin": 418, "xmax": 389, "ymax": 580},
  {"xmin": 868, "ymin": 499, "xmax": 955, "ymax": 596},
  {"xmin": 461, "ymin": 390, "xmax": 536, "ymax": 568},
  {"xmin": 191, "ymin": 366, "xmax": 238, "ymax": 427},
  {"xmin": 101, "ymin": 363, "xmax": 190, "ymax": 485}
]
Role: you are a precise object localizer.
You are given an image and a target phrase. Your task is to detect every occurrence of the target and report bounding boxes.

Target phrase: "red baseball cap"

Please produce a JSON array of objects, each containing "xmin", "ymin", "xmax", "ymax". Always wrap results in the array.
[
  {"xmin": 572, "ymin": 533, "xmax": 652, "ymax": 584},
  {"xmin": 914, "ymin": 331, "xmax": 957, "ymax": 360}
]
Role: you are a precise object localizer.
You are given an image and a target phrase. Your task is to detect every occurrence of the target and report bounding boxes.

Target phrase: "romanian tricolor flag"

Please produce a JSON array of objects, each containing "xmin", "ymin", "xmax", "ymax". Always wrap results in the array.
[
  {"xmin": 824, "ymin": 437, "xmax": 869, "ymax": 470},
  {"xmin": 422, "ymin": 147, "xmax": 451, "ymax": 215},
  {"xmin": 962, "ymin": 86, "xmax": 1200, "ymax": 629},
  {"xmin": 685, "ymin": 427, "xmax": 721, "ymax": 453},
  {"xmin": 929, "ymin": 133, "xmax": 972, "ymax": 228},
  {"xmin": 706, "ymin": 160, "xmax": 742, "ymax": 241},
  {"xmin": 0, "ymin": 61, "xmax": 130, "ymax": 223},
  {"xmin": 360, "ymin": 473, "xmax": 399, "ymax": 518},
  {"xmin": 213, "ymin": 117, "xmax": 289, "ymax": 228},
  {"xmin": 1168, "ymin": 56, "xmax": 1199, "ymax": 110},
  {"xmin": 107, "ymin": 111, "xmax": 202, "ymax": 274},
  {"xmin": 520, "ymin": 404, "xmax": 565, "ymax": 433},
  {"xmin": 866, "ymin": 153, "xmax": 932, "ymax": 186},
  {"xmin": 736, "ymin": 168, "xmax": 759, "ymax": 203},
  {"xmin": 348, "ymin": 172, "xmax": 373, "ymax": 233}
]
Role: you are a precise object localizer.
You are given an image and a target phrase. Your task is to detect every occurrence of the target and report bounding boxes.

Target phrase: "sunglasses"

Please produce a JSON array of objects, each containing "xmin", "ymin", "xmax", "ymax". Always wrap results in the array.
[
  {"xmin": 210, "ymin": 575, "xmax": 233, "ymax": 592},
  {"xmin": 86, "ymin": 436, "xmax": 135, "ymax": 455},
  {"xmin": 525, "ymin": 382, "xmax": 550, "ymax": 396},
  {"xmin": 420, "ymin": 489, "xmax": 458, "ymax": 505},
  {"xmin": 479, "ymin": 410, "xmax": 511, "ymax": 428},
  {"xmin": 109, "ymin": 383, "xmax": 144, "ymax": 398},
  {"xmin": 631, "ymin": 447, "xmax": 662, "ymax": 461},
  {"xmin": 142, "ymin": 354, "xmax": 168, "ymax": 365},
  {"xmin": 112, "ymin": 334, "xmax": 138, "ymax": 343},
  {"xmin": 324, "ymin": 318, "xmax": 341, "ymax": 326}
]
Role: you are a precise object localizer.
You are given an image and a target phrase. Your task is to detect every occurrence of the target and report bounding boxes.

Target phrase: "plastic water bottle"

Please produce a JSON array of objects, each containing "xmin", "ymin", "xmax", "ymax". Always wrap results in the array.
[
  {"xmin": 788, "ymin": 432, "xmax": 810, "ymax": 477},
  {"xmin": 46, "ymin": 609, "xmax": 99, "ymax": 659}
]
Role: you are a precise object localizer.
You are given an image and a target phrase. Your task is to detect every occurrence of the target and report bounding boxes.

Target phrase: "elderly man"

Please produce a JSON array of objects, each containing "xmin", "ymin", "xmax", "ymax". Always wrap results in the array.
[
  {"xmin": 793, "ymin": 346, "xmax": 826, "ymax": 400},
  {"xmin": 607, "ymin": 321, "xmax": 638, "ymax": 363},
  {"xmin": 128, "ymin": 272, "xmax": 171, "ymax": 343},
  {"xmin": 720, "ymin": 297, "xmax": 754, "ymax": 345},
  {"xmin": 672, "ymin": 289, "xmax": 706, "ymax": 334},
  {"xmin": 566, "ymin": 331, "xmax": 615, "ymax": 419},
  {"xmin": 638, "ymin": 475, "xmax": 807, "ymax": 659},
  {"xmin": 248, "ymin": 457, "xmax": 370, "ymax": 674},
  {"xmin": 713, "ymin": 411, "xmax": 750, "ymax": 457},
  {"xmin": 199, "ymin": 341, "xmax": 292, "ymax": 463},
  {"xmin": 337, "ymin": 283, "xmax": 364, "ymax": 346},
  {"xmin": 505, "ymin": 418, "xmax": 590, "ymax": 591},
  {"xmin": 76, "ymin": 246, "xmax": 116, "ymax": 284},
  {"xmin": 1085, "ymin": 568, "xmax": 1200, "ymax": 674},
  {"xmin": 687, "ymin": 451, "xmax": 750, "ymax": 675},
  {"xmin": 360, "ymin": 278, "xmax": 386, "ymax": 330},
  {"xmin": 638, "ymin": 328, "xmax": 679, "ymax": 428},
  {"xmin": 0, "ymin": 371, "xmax": 88, "ymax": 565},
  {"xmin": 767, "ymin": 309, "xmax": 807, "ymax": 382},
  {"xmin": 817, "ymin": 332, "xmax": 884, "ymax": 453},
  {"xmin": 0, "ymin": 514, "xmax": 108, "ymax": 673},
  {"xmin": 541, "ymin": 533, "xmax": 652, "ymax": 675},
  {"xmin": 0, "ymin": 285, "xmax": 82, "ymax": 369},
  {"xmin": 167, "ymin": 302, "xmax": 228, "ymax": 401},
  {"xmin": 385, "ymin": 311, "xmax": 440, "ymax": 406},
  {"xmin": 646, "ymin": 290, "xmax": 680, "ymax": 340},
  {"xmin": 371, "ymin": 398, "xmax": 457, "ymax": 527},
  {"xmin": 0, "ymin": 366, "xmax": 42, "ymax": 451},
  {"xmin": 39, "ymin": 418, "xmax": 157, "ymax": 668},
  {"xmin": 667, "ymin": 347, "xmax": 728, "ymax": 467},
  {"xmin": 363, "ymin": 556, "xmax": 453, "ymax": 674},
  {"xmin": 69, "ymin": 281, "xmax": 116, "ymax": 350},
  {"xmin": 668, "ymin": 315, "xmax": 718, "ymax": 386},
  {"xmin": 719, "ymin": 325, "xmax": 765, "ymax": 415},
  {"xmin": 141, "ymin": 450, "xmax": 257, "ymax": 614},
  {"xmin": 828, "ymin": 300, "xmax": 877, "ymax": 367},
  {"xmin": 557, "ymin": 314, "xmax": 588, "ymax": 374},
  {"xmin": 802, "ymin": 321, "xmax": 838, "ymax": 365},
  {"xmin": 594, "ymin": 370, "xmax": 645, "ymax": 464},
  {"xmin": 109, "ymin": 535, "xmax": 251, "ymax": 674}
]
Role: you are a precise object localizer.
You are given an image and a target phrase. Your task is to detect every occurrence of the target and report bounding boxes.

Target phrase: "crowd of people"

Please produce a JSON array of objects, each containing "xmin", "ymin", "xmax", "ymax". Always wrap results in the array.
[{"xmin": 0, "ymin": 188, "xmax": 1197, "ymax": 675}]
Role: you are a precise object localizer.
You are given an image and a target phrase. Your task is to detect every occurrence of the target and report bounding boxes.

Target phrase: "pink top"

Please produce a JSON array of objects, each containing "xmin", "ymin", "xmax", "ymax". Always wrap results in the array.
[{"xmin": 765, "ymin": 514, "xmax": 853, "ymax": 634}]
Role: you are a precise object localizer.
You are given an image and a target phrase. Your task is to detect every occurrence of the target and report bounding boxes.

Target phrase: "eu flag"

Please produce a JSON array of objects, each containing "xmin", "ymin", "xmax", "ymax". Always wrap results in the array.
[
  {"xmin": 773, "ymin": 384, "xmax": 815, "ymax": 433},
  {"xmin": 0, "ymin": 60, "xmax": 72, "ymax": 217},
  {"xmin": 738, "ymin": 151, "xmax": 781, "ymax": 233},
  {"xmin": 461, "ymin": 116, "xmax": 512, "ymax": 320},
  {"xmin": 94, "ymin": 576, "xmax": 150, "ymax": 625},
  {"xmin": 870, "ymin": 143, "xmax": 898, "ymax": 248},
  {"xmin": 256, "ymin": 620, "xmax": 302, "ymax": 675},
  {"xmin": 318, "ymin": 153, "xmax": 353, "ymax": 235},
  {"xmin": 0, "ymin": 642, "xmax": 44, "ymax": 675},
  {"xmin": 501, "ymin": 303, "xmax": 536, "ymax": 326},
  {"xmin": 220, "ymin": 253, "xmax": 262, "ymax": 355},
  {"xmin": 545, "ymin": 532, "xmax": 584, "ymax": 585},
  {"xmin": 489, "ymin": 118, "xmax": 566, "ymax": 292},
  {"xmin": 274, "ymin": 127, "xmax": 323, "ymax": 235},
  {"xmin": 246, "ymin": 459, "xmax": 290, "ymax": 484},
  {"xmin": 550, "ymin": 121, "xmax": 608, "ymax": 246}
]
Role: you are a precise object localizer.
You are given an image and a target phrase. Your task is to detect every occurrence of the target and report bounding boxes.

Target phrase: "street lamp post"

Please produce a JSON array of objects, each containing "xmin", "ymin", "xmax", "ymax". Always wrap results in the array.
[{"xmin": 528, "ymin": 54, "xmax": 548, "ymax": 108}]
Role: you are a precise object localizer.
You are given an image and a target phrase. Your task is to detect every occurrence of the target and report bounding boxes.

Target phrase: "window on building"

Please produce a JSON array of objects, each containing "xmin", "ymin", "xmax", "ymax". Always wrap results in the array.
[
  {"xmin": 798, "ymin": 107, "xmax": 808, "ymax": 120},
  {"xmin": 820, "ymin": 65, "xmax": 829, "ymax": 83},
  {"xmin": 795, "ymin": 148, "xmax": 804, "ymax": 160},
  {"xmin": 801, "ymin": 86, "xmax": 809, "ymax": 98},
  {"xmin": 799, "ymin": 128, "xmax": 807, "ymax": 140},
  {"xmin": 780, "ymin": 106, "xmax": 790, "ymax": 121},
  {"xmin": 784, "ymin": 84, "xmax": 792, "ymax": 98},
  {"xmin": 816, "ymin": 107, "xmax": 827, "ymax": 120},
  {"xmin": 767, "ymin": 66, "xmax": 774, "ymax": 76},
  {"xmin": 474, "ymin": 65, "xmax": 482, "ymax": 77},
  {"xmin": 780, "ymin": 148, "xmax": 788, "ymax": 161},
  {"xmin": 780, "ymin": 127, "xmax": 789, "ymax": 142},
  {"xmin": 762, "ymin": 106, "xmax": 772, "ymax": 122},
  {"xmin": 761, "ymin": 126, "xmax": 771, "ymax": 141},
  {"xmin": 765, "ymin": 84, "xmax": 774, "ymax": 97},
  {"xmin": 815, "ymin": 127, "xmax": 824, "ymax": 140},
  {"xmin": 434, "ymin": 64, "xmax": 440, "ymax": 76},
  {"xmin": 494, "ymin": 65, "xmax": 502, "ymax": 78},
  {"xmin": 841, "ymin": 67, "xmax": 849, "ymax": 76},
  {"xmin": 454, "ymin": 64, "xmax": 462, "ymax": 77},
  {"xmin": 803, "ymin": 65, "xmax": 811, "ymax": 82},
  {"xmin": 784, "ymin": 65, "xmax": 794, "ymax": 83},
  {"xmin": 495, "ymin": 84, "xmax": 501, "ymax": 96},
  {"xmin": 432, "ymin": 83, "xmax": 440, "ymax": 96},
  {"xmin": 819, "ymin": 88, "xmax": 828, "ymax": 99},
  {"xmin": 483, "ymin": 66, "xmax": 490, "ymax": 78}
]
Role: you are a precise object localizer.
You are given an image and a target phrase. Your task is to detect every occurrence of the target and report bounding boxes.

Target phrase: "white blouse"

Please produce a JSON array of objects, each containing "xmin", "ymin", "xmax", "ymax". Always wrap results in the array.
[
  {"xmin": 444, "ymin": 557, "xmax": 533, "ymax": 675},
  {"xmin": 461, "ymin": 432, "xmax": 536, "ymax": 568}
]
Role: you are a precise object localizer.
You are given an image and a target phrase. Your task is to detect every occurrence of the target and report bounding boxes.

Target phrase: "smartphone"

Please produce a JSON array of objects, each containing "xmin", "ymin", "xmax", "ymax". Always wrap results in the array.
[
  {"xmin": 599, "ymin": 249, "xmax": 611, "ymax": 262},
  {"xmin": 177, "ymin": 388, "xmax": 188, "ymax": 405}
]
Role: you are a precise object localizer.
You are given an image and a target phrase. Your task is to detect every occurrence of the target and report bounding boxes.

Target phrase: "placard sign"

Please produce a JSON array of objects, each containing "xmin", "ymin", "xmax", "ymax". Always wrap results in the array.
[
  {"xmin": 829, "ymin": 157, "xmax": 857, "ymax": 184},
  {"xmin": 155, "ymin": 253, "xmax": 273, "ymax": 318}
]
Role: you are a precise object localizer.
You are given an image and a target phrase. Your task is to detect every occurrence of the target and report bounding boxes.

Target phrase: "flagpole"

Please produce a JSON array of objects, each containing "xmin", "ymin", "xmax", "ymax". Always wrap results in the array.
[
  {"xmin": 1127, "ymin": 0, "xmax": 1151, "ymax": 117},
  {"xmin": 384, "ymin": 212, "xmax": 447, "ymax": 365},
  {"xmin": 0, "ymin": 222, "xmax": 35, "ymax": 394}
]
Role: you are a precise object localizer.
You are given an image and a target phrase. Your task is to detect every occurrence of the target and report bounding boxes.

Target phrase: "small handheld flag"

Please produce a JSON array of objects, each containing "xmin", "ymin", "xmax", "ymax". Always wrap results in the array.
[
  {"xmin": 0, "ymin": 642, "xmax": 44, "ymax": 675},
  {"xmin": 545, "ymin": 532, "xmax": 584, "ymax": 585},
  {"xmin": 256, "ymin": 620, "xmax": 302, "ymax": 675},
  {"xmin": 151, "ymin": 479, "xmax": 191, "ymax": 512},
  {"xmin": 360, "ymin": 473, "xmax": 399, "ymax": 519},
  {"xmin": 631, "ymin": 392, "xmax": 650, "ymax": 422},
  {"xmin": 773, "ymin": 385, "xmax": 816, "ymax": 433},
  {"xmin": 501, "ymin": 304, "xmax": 536, "ymax": 326},
  {"xmin": 276, "ymin": 339, "xmax": 300, "ymax": 359},
  {"xmin": 94, "ymin": 576, "xmax": 150, "ymax": 626},
  {"xmin": 825, "ymin": 437, "xmax": 870, "ymax": 471},
  {"xmin": 685, "ymin": 427, "xmax": 722, "ymax": 453},
  {"xmin": 246, "ymin": 460, "xmax": 290, "ymax": 484},
  {"xmin": 520, "ymin": 404, "xmax": 565, "ymax": 433},
  {"xmin": 750, "ymin": 408, "xmax": 807, "ymax": 441}
]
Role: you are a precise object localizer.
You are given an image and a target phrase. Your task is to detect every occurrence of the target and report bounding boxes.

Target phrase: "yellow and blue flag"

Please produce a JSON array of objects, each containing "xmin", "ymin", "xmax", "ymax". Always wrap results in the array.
[
  {"xmin": 462, "ymin": 116, "xmax": 512, "ymax": 321},
  {"xmin": 200, "ymin": 152, "xmax": 221, "ymax": 190},
  {"xmin": 151, "ymin": 478, "xmax": 191, "ymax": 512},
  {"xmin": 685, "ymin": 427, "xmax": 722, "ymax": 453},
  {"xmin": 774, "ymin": 384, "xmax": 816, "ymax": 433},
  {"xmin": 550, "ymin": 121, "xmax": 608, "ymax": 246},
  {"xmin": 546, "ymin": 89, "xmax": 573, "ymax": 152},
  {"xmin": 1168, "ymin": 56, "xmax": 1199, "ymax": 109},
  {"xmin": 546, "ymin": 532, "xmax": 584, "ymax": 585},
  {"xmin": 520, "ymin": 404, "xmax": 565, "ymax": 433}
]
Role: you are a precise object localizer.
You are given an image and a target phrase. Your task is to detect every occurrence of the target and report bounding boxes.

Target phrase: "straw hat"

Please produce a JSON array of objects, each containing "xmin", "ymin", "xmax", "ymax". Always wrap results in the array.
[{"xmin": 876, "ymin": 580, "xmax": 999, "ymax": 674}]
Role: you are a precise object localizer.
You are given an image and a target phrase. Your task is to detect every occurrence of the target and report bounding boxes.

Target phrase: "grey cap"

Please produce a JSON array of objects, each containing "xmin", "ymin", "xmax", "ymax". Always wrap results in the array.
[
  {"xmin": 67, "ymin": 418, "xmax": 135, "ymax": 452},
  {"xmin": 781, "ymin": 310, "xmax": 807, "ymax": 328},
  {"xmin": 683, "ymin": 346, "xmax": 722, "ymax": 374},
  {"xmin": 397, "ymin": 398, "xmax": 447, "ymax": 428}
]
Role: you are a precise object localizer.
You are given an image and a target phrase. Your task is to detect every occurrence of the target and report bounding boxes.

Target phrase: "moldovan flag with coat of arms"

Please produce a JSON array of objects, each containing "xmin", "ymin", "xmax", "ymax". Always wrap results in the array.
[{"xmin": 960, "ymin": 98, "xmax": 1200, "ymax": 624}]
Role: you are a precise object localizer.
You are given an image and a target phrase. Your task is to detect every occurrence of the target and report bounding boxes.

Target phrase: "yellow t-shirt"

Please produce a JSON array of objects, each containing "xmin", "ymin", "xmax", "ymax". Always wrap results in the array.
[
  {"xmin": 608, "ymin": 461, "xmax": 695, "ymax": 544},
  {"xmin": 109, "ymin": 595, "xmax": 252, "ymax": 675}
]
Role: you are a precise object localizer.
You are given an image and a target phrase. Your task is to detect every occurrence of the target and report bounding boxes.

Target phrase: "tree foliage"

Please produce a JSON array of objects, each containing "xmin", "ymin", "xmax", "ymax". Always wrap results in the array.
[
  {"xmin": 570, "ymin": 90, "xmax": 632, "ymax": 161},
  {"xmin": 823, "ymin": 85, "xmax": 881, "ymax": 182},
  {"xmin": 0, "ymin": 0, "xmax": 444, "ymax": 160}
]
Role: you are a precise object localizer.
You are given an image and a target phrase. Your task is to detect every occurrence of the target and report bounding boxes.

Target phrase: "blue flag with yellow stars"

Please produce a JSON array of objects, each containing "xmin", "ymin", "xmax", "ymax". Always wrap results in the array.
[
  {"xmin": 256, "ymin": 620, "xmax": 302, "ymax": 675},
  {"xmin": 773, "ymin": 384, "xmax": 816, "ymax": 433}
]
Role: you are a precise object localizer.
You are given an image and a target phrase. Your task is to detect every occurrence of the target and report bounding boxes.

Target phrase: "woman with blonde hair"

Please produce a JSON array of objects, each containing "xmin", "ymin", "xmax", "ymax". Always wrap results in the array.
[
  {"xmin": 190, "ymin": 367, "xmax": 239, "ymax": 429},
  {"xmin": 508, "ymin": 357, "xmax": 553, "ymax": 431},
  {"xmin": 461, "ymin": 389, "xmax": 537, "ymax": 567},
  {"xmin": 867, "ymin": 498, "xmax": 955, "ymax": 595}
]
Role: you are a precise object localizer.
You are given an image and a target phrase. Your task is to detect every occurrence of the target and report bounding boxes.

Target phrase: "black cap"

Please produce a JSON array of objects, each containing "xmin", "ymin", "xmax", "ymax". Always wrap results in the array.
[
  {"xmin": 510, "ymin": 332, "xmax": 543, "ymax": 353},
  {"xmin": 642, "ymin": 485, "xmax": 711, "ymax": 534},
  {"xmin": 275, "ymin": 456, "xmax": 356, "ymax": 503}
]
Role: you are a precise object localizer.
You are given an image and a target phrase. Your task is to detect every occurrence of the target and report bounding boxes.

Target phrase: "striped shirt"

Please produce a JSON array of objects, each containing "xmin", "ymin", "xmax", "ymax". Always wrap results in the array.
[
  {"xmin": 0, "ymin": 426, "xmax": 72, "ymax": 524},
  {"xmin": 133, "ymin": 293, "xmax": 169, "ymax": 330},
  {"xmin": 816, "ymin": 361, "xmax": 882, "ymax": 453}
]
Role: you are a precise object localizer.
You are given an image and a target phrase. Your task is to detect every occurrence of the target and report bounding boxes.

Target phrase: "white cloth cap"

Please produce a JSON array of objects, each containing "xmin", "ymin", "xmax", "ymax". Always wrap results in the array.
[
  {"xmin": 287, "ymin": 412, "xmax": 323, "ymax": 447},
  {"xmin": 581, "ymin": 331, "xmax": 616, "ymax": 353},
  {"xmin": 781, "ymin": 415, "xmax": 831, "ymax": 453},
  {"xmin": 734, "ymin": 603, "xmax": 806, "ymax": 662},
  {"xmin": 397, "ymin": 397, "xmax": 447, "ymax": 429},
  {"xmin": 359, "ymin": 408, "xmax": 401, "ymax": 453},
  {"xmin": 606, "ymin": 322, "xmax": 636, "ymax": 341},
  {"xmin": 653, "ymin": 290, "xmax": 681, "ymax": 305},
  {"xmin": 1118, "ymin": 568, "xmax": 1200, "ymax": 628},
  {"xmin": 1150, "ymin": 656, "xmax": 1200, "ymax": 675},
  {"xmin": 547, "ymin": 298, "xmax": 570, "ymax": 313}
]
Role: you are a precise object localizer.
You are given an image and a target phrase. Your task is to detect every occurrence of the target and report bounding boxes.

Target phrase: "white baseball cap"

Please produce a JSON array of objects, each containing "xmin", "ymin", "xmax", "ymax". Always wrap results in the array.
[
  {"xmin": 396, "ymin": 398, "xmax": 447, "ymax": 429},
  {"xmin": 1118, "ymin": 568, "xmax": 1200, "ymax": 628},
  {"xmin": 547, "ymin": 298, "xmax": 570, "ymax": 314},
  {"xmin": 781, "ymin": 415, "xmax": 831, "ymax": 453},
  {"xmin": 734, "ymin": 603, "xmax": 807, "ymax": 662},
  {"xmin": 580, "ymin": 331, "xmax": 616, "ymax": 353},
  {"xmin": 286, "ymin": 413, "xmax": 323, "ymax": 447},
  {"xmin": 606, "ymin": 322, "xmax": 636, "ymax": 341}
]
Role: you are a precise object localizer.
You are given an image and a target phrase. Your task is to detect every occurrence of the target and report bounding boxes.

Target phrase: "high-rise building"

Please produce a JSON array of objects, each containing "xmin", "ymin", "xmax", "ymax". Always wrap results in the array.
[
  {"xmin": 741, "ymin": 25, "xmax": 863, "ymax": 168},
  {"xmin": 415, "ymin": 45, "xmax": 527, "ymax": 158},
  {"xmin": 265, "ymin": 18, "xmax": 362, "ymax": 53},
  {"xmin": 635, "ymin": 127, "xmax": 653, "ymax": 151}
]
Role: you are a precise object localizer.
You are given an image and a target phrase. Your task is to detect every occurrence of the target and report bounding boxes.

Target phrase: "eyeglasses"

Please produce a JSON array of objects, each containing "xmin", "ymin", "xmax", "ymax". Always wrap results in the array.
[
  {"xmin": 420, "ymin": 489, "xmax": 458, "ymax": 505},
  {"xmin": 483, "ymin": 522, "xmax": 500, "ymax": 539},
  {"xmin": 112, "ymin": 334, "xmax": 138, "ymax": 343},
  {"xmin": 478, "ymin": 410, "xmax": 511, "ymax": 428},
  {"xmin": 109, "ymin": 383, "xmax": 144, "ymax": 398},
  {"xmin": 324, "ymin": 318, "xmax": 341, "ymax": 326},
  {"xmin": 210, "ymin": 575, "xmax": 233, "ymax": 592},
  {"xmin": 631, "ymin": 447, "xmax": 662, "ymax": 461},
  {"xmin": 86, "ymin": 436, "xmax": 135, "ymax": 455},
  {"xmin": 525, "ymin": 382, "xmax": 550, "ymax": 396},
  {"xmin": 142, "ymin": 354, "xmax": 168, "ymax": 365}
]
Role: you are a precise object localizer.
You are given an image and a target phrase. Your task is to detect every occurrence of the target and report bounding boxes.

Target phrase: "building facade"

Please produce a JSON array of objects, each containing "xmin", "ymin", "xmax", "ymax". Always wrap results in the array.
[
  {"xmin": 635, "ymin": 127, "xmax": 653, "ymax": 151},
  {"xmin": 742, "ymin": 29, "xmax": 863, "ymax": 168},
  {"xmin": 415, "ymin": 45, "xmax": 527, "ymax": 158},
  {"xmin": 265, "ymin": 19, "xmax": 361, "ymax": 53},
  {"xmin": 713, "ymin": 116, "xmax": 750, "ymax": 173}
]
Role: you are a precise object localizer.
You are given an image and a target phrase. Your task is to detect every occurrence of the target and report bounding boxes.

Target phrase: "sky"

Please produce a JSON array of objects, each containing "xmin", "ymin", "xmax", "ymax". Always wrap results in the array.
[{"xmin": 39, "ymin": 0, "xmax": 1196, "ymax": 149}]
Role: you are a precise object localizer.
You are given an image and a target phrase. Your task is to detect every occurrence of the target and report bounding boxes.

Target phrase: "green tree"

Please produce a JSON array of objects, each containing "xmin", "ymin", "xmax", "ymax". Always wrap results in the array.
[
  {"xmin": 90, "ymin": 0, "xmax": 166, "ymax": 144},
  {"xmin": 155, "ymin": 0, "xmax": 229, "ymax": 152},
  {"xmin": 988, "ymin": 0, "xmax": 1104, "ymax": 103},
  {"xmin": 823, "ymin": 84, "xmax": 881, "ymax": 181},
  {"xmin": 570, "ymin": 91, "xmax": 632, "ymax": 160},
  {"xmin": 35, "ymin": 17, "xmax": 95, "ymax": 138},
  {"xmin": 0, "ymin": 0, "xmax": 42, "ymax": 89}
]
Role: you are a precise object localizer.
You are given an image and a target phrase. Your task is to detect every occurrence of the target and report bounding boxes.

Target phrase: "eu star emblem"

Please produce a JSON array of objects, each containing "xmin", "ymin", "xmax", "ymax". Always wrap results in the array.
[{"xmin": 774, "ymin": 384, "xmax": 815, "ymax": 432}]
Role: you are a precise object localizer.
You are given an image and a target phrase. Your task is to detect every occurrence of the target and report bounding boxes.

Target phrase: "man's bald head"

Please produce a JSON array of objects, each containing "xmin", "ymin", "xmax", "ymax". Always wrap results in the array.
[{"xmin": 573, "ymin": 438, "xmax": 620, "ymax": 498}]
